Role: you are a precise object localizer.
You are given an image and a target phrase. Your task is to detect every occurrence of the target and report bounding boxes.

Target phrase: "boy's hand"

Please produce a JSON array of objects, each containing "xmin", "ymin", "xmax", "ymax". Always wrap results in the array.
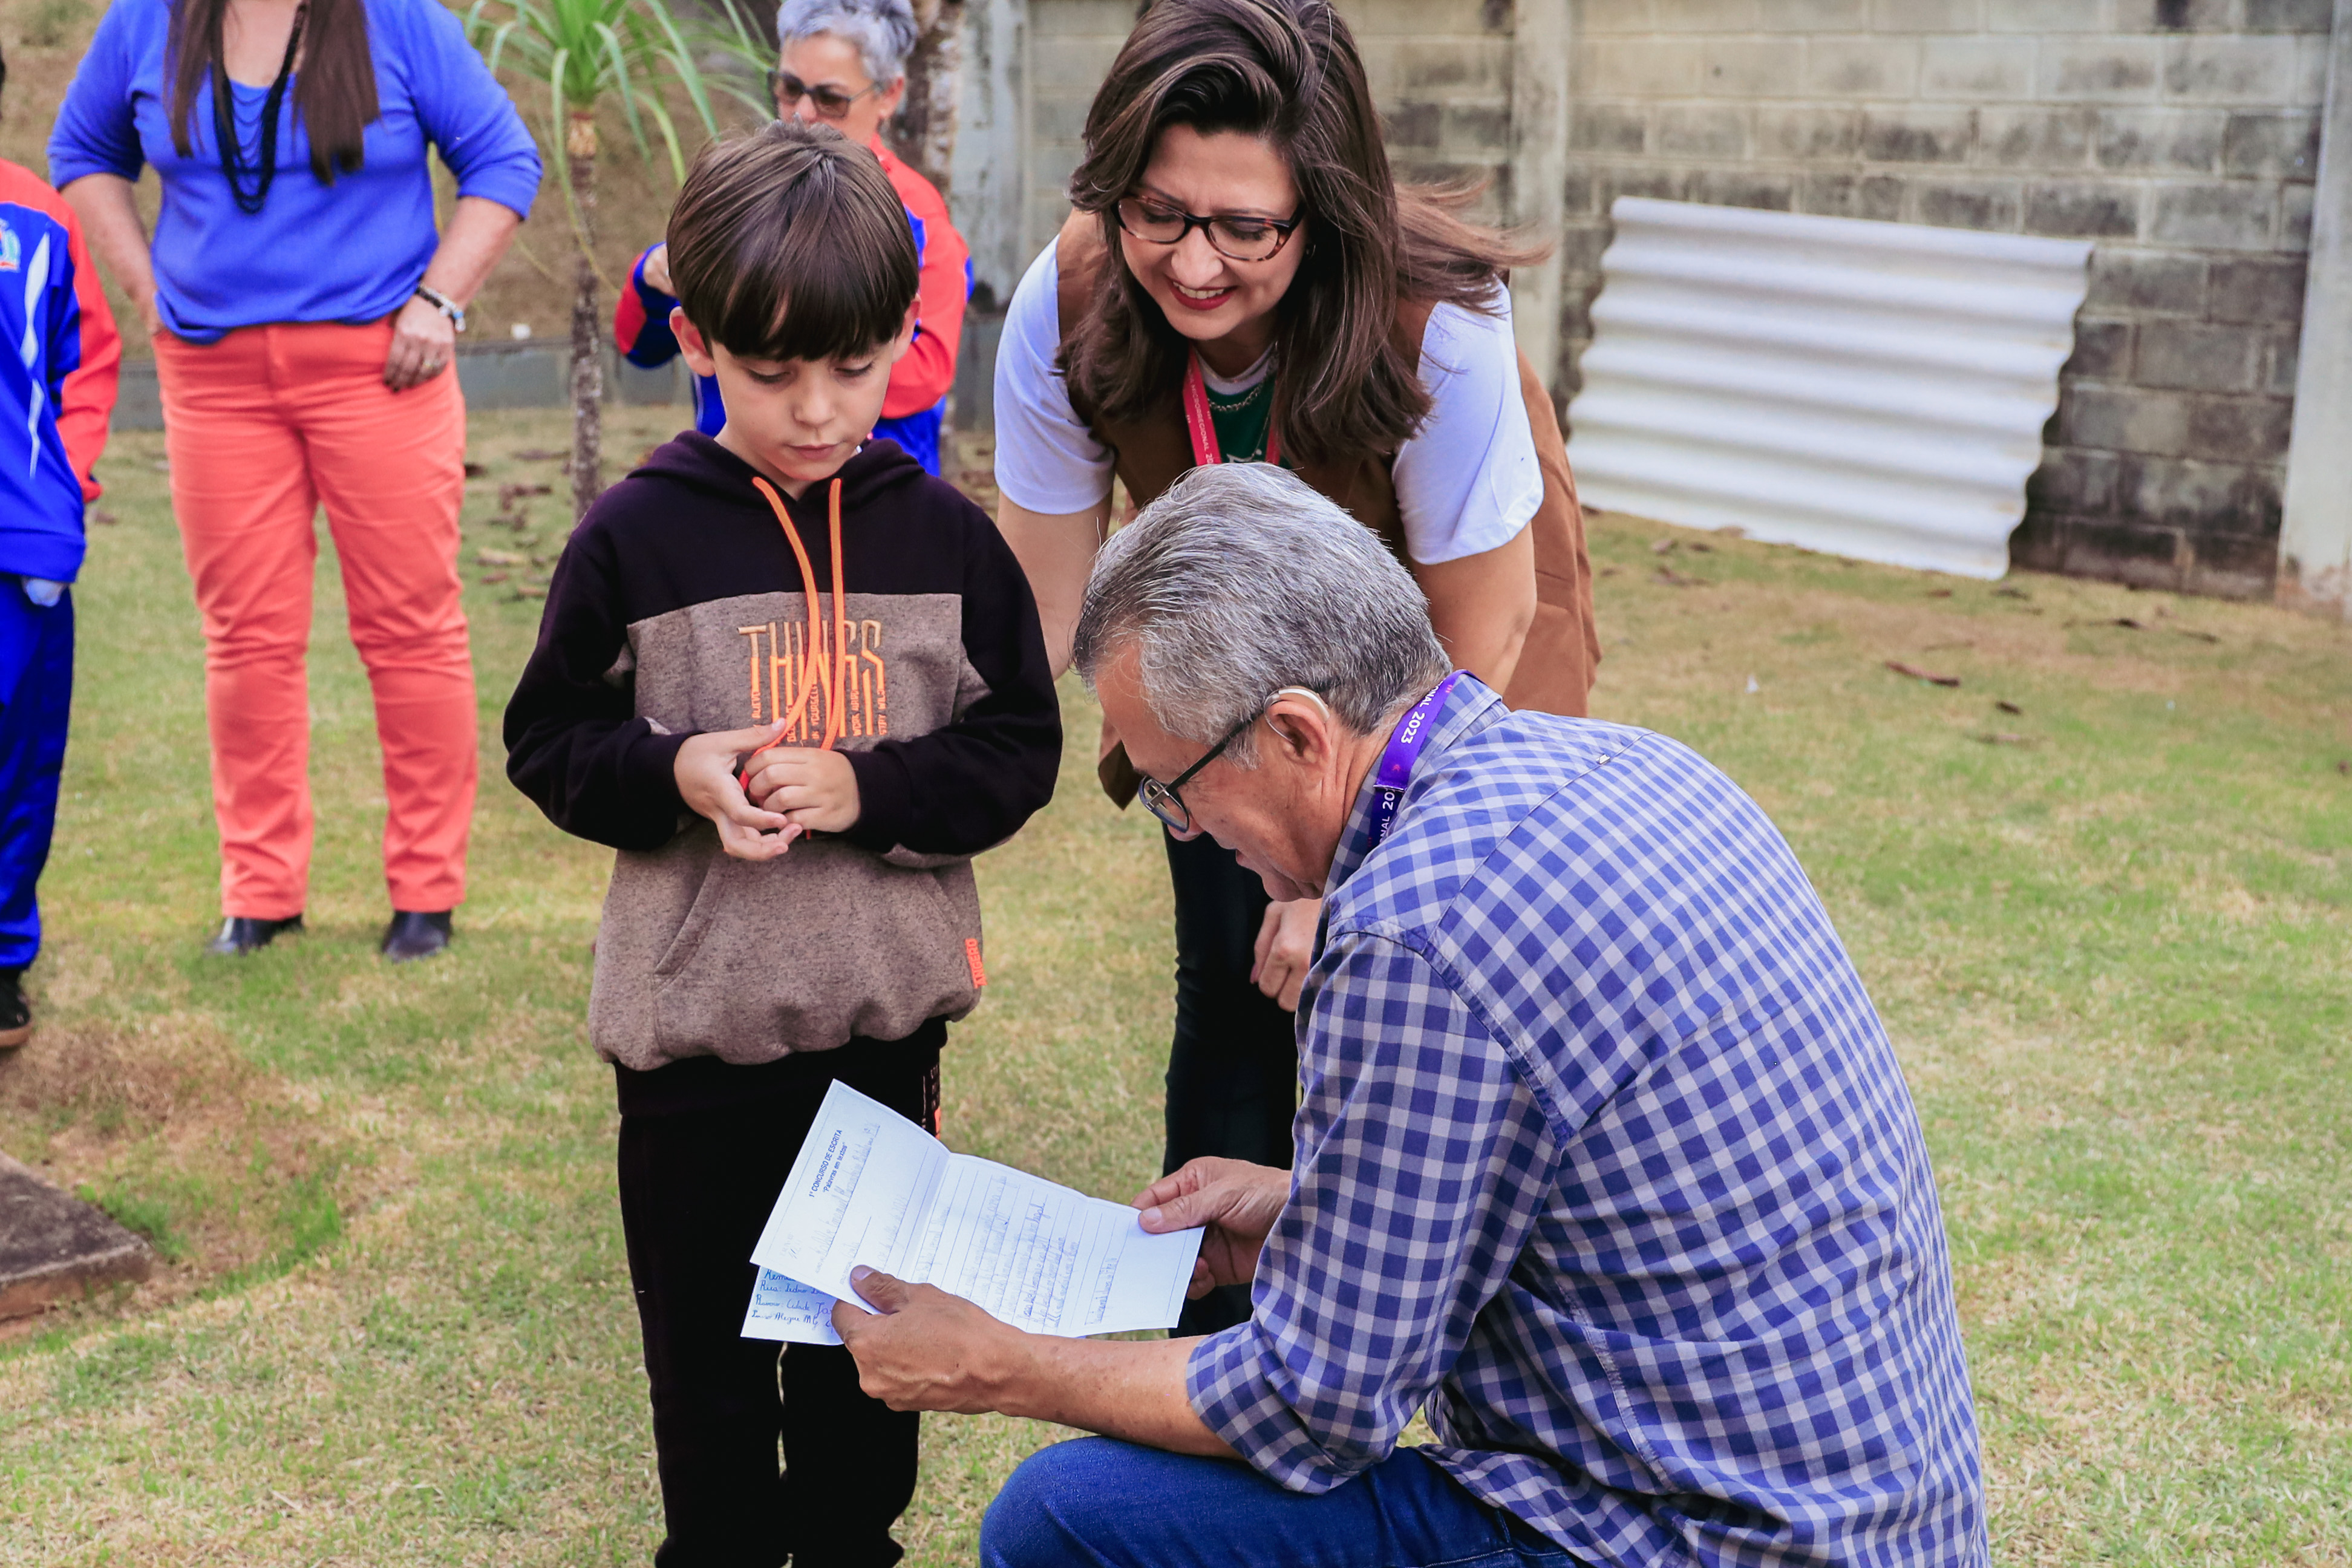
[
  {"xmin": 676, "ymin": 723, "xmax": 802, "ymax": 860},
  {"xmin": 742, "ymin": 746, "xmax": 861, "ymax": 834}
]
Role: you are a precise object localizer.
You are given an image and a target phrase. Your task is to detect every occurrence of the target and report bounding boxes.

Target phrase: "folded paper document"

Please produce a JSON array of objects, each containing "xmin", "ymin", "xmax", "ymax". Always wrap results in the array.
[{"xmin": 742, "ymin": 1082, "xmax": 1205, "ymax": 1345}]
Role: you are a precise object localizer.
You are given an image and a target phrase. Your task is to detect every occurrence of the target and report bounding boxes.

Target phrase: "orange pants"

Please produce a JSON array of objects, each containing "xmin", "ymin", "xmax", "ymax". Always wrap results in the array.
[{"xmin": 156, "ymin": 321, "xmax": 474, "ymax": 920}]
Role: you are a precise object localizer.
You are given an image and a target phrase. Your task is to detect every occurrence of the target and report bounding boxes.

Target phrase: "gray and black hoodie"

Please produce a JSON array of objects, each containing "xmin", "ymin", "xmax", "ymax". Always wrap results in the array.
[{"xmin": 505, "ymin": 433, "xmax": 1060, "ymax": 1085}]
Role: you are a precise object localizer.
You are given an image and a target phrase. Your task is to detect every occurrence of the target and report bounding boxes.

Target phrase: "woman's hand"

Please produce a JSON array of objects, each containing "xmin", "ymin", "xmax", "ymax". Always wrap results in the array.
[
  {"xmin": 640, "ymin": 243, "xmax": 674, "ymax": 296},
  {"xmin": 383, "ymin": 293, "xmax": 456, "ymax": 391},
  {"xmin": 674, "ymin": 723, "xmax": 802, "ymax": 860},
  {"xmin": 741, "ymin": 745, "xmax": 861, "ymax": 834},
  {"xmin": 1134, "ymin": 1157, "xmax": 1290, "ymax": 1299},
  {"xmin": 1250, "ymin": 896, "xmax": 1319, "ymax": 1011}
]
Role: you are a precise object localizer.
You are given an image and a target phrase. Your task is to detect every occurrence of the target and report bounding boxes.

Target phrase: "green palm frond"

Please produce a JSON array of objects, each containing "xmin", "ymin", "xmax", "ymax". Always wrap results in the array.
[{"xmin": 456, "ymin": 0, "xmax": 728, "ymax": 247}]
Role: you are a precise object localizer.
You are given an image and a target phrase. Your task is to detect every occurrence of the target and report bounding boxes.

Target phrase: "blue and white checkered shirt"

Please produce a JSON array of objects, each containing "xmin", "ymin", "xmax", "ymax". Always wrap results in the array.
[{"xmin": 1187, "ymin": 678, "xmax": 1985, "ymax": 1567}]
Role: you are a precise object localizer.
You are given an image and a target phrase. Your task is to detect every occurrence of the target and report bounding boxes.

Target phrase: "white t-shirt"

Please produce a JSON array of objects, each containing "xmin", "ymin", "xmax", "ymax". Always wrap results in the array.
[{"xmin": 990, "ymin": 238, "xmax": 1542, "ymax": 566}]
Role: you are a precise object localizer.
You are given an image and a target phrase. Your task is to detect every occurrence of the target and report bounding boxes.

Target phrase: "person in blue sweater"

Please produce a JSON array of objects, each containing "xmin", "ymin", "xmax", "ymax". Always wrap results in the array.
[
  {"xmin": 52, "ymin": 0, "xmax": 538, "ymax": 963},
  {"xmin": 0, "ymin": 41, "xmax": 122, "ymax": 1048}
]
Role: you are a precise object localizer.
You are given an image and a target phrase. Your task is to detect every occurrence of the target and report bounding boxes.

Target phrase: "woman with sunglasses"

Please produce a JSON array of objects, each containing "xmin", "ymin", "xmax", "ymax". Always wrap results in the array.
[
  {"xmin": 613, "ymin": 0, "xmax": 970, "ymax": 474},
  {"xmin": 992, "ymin": 0, "xmax": 1599, "ymax": 1334}
]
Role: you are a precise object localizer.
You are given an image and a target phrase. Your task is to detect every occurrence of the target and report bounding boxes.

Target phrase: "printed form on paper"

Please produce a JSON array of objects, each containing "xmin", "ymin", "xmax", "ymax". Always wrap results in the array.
[{"xmin": 743, "ymin": 1082, "xmax": 1205, "ymax": 1344}]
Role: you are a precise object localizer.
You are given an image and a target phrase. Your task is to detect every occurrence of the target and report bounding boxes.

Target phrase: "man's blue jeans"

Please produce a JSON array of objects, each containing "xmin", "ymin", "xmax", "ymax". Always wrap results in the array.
[{"xmin": 980, "ymin": 1437, "xmax": 1578, "ymax": 1568}]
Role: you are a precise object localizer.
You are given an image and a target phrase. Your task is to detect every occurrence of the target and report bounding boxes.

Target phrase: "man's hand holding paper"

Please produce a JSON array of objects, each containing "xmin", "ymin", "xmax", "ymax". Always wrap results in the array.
[{"xmin": 742, "ymin": 1082, "xmax": 1207, "ymax": 1347}]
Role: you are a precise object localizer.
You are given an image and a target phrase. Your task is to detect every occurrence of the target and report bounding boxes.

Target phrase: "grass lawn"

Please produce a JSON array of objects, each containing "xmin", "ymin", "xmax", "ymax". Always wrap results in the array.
[{"xmin": 1, "ymin": 408, "xmax": 2347, "ymax": 1565}]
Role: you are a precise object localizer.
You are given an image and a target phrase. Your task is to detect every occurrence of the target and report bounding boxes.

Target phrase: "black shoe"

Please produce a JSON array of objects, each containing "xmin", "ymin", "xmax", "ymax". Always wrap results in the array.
[
  {"xmin": 206, "ymin": 915, "xmax": 304, "ymax": 956},
  {"xmin": 0, "ymin": 968, "xmax": 27, "ymax": 1050},
  {"xmin": 381, "ymin": 910, "xmax": 453, "ymax": 962}
]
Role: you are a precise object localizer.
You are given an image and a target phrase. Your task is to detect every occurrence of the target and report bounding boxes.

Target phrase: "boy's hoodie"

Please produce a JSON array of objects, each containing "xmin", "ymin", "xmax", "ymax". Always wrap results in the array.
[
  {"xmin": 0, "ymin": 158, "xmax": 120, "ymax": 587},
  {"xmin": 506, "ymin": 433, "xmax": 1060, "ymax": 1071}
]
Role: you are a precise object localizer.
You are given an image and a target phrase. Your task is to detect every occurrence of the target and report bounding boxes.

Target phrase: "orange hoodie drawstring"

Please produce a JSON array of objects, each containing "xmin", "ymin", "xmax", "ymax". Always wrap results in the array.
[{"xmin": 743, "ymin": 475, "xmax": 848, "ymax": 782}]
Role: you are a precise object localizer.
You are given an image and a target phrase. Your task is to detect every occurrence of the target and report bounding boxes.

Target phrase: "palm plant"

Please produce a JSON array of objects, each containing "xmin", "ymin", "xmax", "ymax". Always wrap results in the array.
[{"xmin": 463, "ymin": 0, "xmax": 726, "ymax": 519}]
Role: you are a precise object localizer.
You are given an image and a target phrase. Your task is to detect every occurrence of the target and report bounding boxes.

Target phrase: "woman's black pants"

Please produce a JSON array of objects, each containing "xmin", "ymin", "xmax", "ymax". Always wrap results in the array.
[{"xmin": 1161, "ymin": 829, "xmax": 1301, "ymax": 1337}]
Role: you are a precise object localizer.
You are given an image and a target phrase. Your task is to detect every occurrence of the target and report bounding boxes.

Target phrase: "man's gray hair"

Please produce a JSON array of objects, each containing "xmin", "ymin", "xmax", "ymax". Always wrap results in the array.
[
  {"xmin": 777, "ymin": 0, "xmax": 918, "ymax": 85},
  {"xmin": 1073, "ymin": 464, "xmax": 1451, "ymax": 765}
]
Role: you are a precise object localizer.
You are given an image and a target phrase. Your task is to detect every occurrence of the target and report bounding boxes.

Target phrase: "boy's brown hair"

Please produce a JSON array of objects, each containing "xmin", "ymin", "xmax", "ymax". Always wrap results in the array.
[{"xmin": 667, "ymin": 119, "xmax": 918, "ymax": 365}]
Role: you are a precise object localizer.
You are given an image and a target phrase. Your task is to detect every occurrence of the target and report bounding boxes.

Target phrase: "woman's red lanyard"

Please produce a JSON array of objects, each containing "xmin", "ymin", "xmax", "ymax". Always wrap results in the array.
[
  {"xmin": 1182, "ymin": 351, "xmax": 1281, "ymax": 468},
  {"xmin": 740, "ymin": 475, "xmax": 846, "ymax": 790}
]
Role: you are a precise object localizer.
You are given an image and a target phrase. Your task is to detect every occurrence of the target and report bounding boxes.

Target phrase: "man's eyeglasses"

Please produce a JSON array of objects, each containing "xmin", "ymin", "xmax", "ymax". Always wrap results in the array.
[
  {"xmin": 1136, "ymin": 710, "xmax": 1258, "ymax": 837},
  {"xmin": 1113, "ymin": 196, "xmax": 1303, "ymax": 264},
  {"xmin": 769, "ymin": 68, "xmax": 883, "ymax": 121}
]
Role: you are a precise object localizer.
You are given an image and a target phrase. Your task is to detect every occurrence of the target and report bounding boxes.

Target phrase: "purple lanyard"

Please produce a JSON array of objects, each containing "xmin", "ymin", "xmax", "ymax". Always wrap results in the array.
[{"xmin": 1364, "ymin": 671, "xmax": 1464, "ymax": 851}]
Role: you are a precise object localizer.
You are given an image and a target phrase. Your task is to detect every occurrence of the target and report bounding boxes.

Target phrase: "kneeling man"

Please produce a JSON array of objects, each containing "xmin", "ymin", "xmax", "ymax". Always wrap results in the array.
[{"xmin": 836, "ymin": 465, "xmax": 1987, "ymax": 1567}]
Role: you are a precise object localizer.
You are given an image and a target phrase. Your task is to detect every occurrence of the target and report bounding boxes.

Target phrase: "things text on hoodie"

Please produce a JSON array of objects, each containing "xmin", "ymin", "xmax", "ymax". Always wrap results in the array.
[{"xmin": 504, "ymin": 433, "xmax": 1061, "ymax": 1072}]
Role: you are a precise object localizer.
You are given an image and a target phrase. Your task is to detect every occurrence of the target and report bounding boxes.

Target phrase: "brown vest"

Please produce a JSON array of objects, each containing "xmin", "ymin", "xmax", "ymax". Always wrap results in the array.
[{"xmin": 1054, "ymin": 212, "xmax": 1601, "ymax": 745}]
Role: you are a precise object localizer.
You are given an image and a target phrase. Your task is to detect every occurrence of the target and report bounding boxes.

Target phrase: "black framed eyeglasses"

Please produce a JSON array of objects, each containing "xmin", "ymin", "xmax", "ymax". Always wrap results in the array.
[
  {"xmin": 1113, "ymin": 196, "xmax": 1303, "ymax": 263},
  {"xmin": 769, "ymin": 67, "xmax": 883, "ymax": 120},
  {"xmin": 1137, "ymin": 710, "xmax": 1259, "ymax": 836}
]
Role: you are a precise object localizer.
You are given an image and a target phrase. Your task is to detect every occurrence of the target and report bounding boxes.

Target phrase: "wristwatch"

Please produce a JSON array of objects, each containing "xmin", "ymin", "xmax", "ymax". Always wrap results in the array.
[{"xmin": 414, "ymin": 284, "xmax": 467, "ymax": 333}]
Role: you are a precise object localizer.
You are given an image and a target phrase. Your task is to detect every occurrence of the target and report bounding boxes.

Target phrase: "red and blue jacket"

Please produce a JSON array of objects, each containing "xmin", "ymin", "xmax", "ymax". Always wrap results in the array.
[
  {"xmin": 615, "ymin": 139, "xmax": 970, "ymax": 475},
  {"xmin": 0, "ymin": 160, "xmax": 120, "ymax": 584}
]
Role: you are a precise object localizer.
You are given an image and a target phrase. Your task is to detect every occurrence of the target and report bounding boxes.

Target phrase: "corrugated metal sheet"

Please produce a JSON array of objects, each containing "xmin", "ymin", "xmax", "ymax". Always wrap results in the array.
[{"xmin": 1565, "ymin": 197, "xmax": 2090, "ymax": 580}]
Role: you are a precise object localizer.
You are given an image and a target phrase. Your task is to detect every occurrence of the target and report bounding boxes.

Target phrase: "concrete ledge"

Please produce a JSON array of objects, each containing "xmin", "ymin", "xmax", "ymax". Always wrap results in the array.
[
  {"xmin": 0, "ymin": 1152, "xmax": 151, "ymax": 1320},
  {"xmin": 109, "ymin": 342, "xmax": 687, "ymax": 433}
]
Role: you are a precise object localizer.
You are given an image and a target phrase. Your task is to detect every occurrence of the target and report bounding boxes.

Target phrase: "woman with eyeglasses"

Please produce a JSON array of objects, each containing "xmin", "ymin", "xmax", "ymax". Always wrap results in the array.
[
  {"xmin": 992, "ymin": 0, "xmax": 1599, "ymax": 1334},
  {"xmin": 50, "ymin": 0, "xmax": 539, "ymax": 961},
  {"xmin": 613, "ymin": 0, "xmax": 970, "ymax": 474}
]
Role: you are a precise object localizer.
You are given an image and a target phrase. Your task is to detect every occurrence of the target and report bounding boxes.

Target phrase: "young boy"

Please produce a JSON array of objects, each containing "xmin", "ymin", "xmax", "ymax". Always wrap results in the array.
[
  {"xmin": 0, "ymin": 38, "xmax": 120, "ymax": 1050},
  {"xmin": 504, "ymin": 120, "xmax": 1058, "ymax": 1567}
]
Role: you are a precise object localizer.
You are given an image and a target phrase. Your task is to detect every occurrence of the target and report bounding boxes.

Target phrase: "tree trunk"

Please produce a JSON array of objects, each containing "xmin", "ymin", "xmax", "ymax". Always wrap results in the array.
[
  {"xmin": 888, "ymin": 0, "xmax": 965, "ymax": 195},
  {"xmin": 567, "ymin": 112, "xmax": 605, "ymax": 523}
]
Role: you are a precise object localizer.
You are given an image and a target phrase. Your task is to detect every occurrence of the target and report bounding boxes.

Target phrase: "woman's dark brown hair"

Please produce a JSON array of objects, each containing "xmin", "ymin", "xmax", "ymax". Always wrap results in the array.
[
  {"xmin": 1064, "ymin": 0, "xmax": 1544, "ymax": 469},
  {"xmin": 168, "ymin": 0, "xmax": 379, "ymax": 184}
]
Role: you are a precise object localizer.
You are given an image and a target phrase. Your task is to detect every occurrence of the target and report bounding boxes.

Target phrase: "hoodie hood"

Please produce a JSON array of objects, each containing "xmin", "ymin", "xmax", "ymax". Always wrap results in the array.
[{"xmin": 630, "ymin": 431, "xmax": 930, "ymax": 520}]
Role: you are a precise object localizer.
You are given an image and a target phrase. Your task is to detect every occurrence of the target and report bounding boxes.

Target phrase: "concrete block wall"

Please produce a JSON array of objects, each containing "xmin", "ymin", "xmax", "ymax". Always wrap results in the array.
[{"xmin": 1562, "ymin": 0, "xmax": 2332, "ymax": 597}]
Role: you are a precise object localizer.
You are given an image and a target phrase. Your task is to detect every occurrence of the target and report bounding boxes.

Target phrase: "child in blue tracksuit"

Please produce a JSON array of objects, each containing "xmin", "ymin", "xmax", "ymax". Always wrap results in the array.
[{"xmin": 0, "ymin": 43, "xmax": 122, "ymax": 1047}]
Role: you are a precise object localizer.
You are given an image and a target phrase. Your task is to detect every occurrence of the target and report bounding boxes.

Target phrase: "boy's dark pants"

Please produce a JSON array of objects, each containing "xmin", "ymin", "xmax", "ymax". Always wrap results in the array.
[{"xmin": 617, "ymin": 1023, "xmax": 944, "ymax": 1568}]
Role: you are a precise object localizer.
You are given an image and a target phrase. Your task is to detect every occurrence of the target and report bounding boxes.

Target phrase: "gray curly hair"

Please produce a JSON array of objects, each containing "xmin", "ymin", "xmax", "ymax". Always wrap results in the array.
[
  {"xmin": 1072, "ymin": 464, "xmax": 1449, "ymax": 768},
  {"xmin": 776, "ymin": 0, "xmax": 920, "ymax": 85}
]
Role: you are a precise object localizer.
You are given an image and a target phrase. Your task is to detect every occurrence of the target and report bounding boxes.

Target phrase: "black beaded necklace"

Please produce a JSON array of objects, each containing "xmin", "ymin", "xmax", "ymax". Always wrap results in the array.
[{"xmin": 211, "ymin": 5, "xmax": 305, "ymax": 216}]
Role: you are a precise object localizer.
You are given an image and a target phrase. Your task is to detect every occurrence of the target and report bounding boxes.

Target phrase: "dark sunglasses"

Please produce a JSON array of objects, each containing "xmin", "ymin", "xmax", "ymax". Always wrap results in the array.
[
  {"xmin": 768, "ymin": 67, "xmax": 883, "ymax": 120},
  {"xmin": 1113, "ymin": 196, "xmax": 1303, "ymax": 263}
]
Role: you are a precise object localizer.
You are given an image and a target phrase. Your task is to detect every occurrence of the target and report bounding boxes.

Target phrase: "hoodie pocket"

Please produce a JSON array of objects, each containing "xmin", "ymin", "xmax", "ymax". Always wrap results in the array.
[{"xmin": 648, "ymin": 840, "xmax": 981, "ymax": 1058}]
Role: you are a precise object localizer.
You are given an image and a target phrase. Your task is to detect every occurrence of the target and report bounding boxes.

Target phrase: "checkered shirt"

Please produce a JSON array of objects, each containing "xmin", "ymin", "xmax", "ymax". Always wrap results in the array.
[{"xmin": 1187, "ymin": 678, "xmax": 1986, "ymax": 1567}]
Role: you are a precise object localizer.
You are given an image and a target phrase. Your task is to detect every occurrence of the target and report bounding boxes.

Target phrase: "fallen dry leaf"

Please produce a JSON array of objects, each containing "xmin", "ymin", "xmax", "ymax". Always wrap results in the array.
[
  {"xmin": 1973, "ymin": 731, "xmax": 2036, "ymax": 746},
  {"xmin": 476, "ymin": 549, "xmax": 524, "ymax": 566},
  {"xmin": 514, "ymin": 584, "xmax": 547, "ymax": 599},
  {"xmin": 1885, "ymin": 661, "xmax": 1961, "ymax": 687},
  {"xmin": 2172, "ymin": 627, "xmax": 2221, "ymax": 644},
  {"xmin": 479, "ymin": 571, "xmax": 509, "ymax": 586},
  {"xmin": 1926, "ymin": 589, "xmax": 1953, "ymax": 598},
  {"xmin": 1993, "ymin": 586, "xmax": 2031, "ymax": 600},
  {"xmin": 1655, "ymin": 566, "xmax": 1710, "ymax": 587},
  {"xmin": 90, "ymin": 509, "xmax": 117, "ymax": 526},
  {"xmin": 2112, "ymin": 617, "xmax": 2146, "ymax": 630},
  {"xmin": 1996, "ymin": 699, "xmax": 2024, "ymax": 716},
  {"xmin": 512, "ymin": 447, "xmax": 566, "ymax": 462},
  {"xmin": 1651, "ymin": 539, "xmax": 1677, "ymax": 555},
  {"xmin": 462, "ymin": 461, "xmax": 487, "ymax": 479}
]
